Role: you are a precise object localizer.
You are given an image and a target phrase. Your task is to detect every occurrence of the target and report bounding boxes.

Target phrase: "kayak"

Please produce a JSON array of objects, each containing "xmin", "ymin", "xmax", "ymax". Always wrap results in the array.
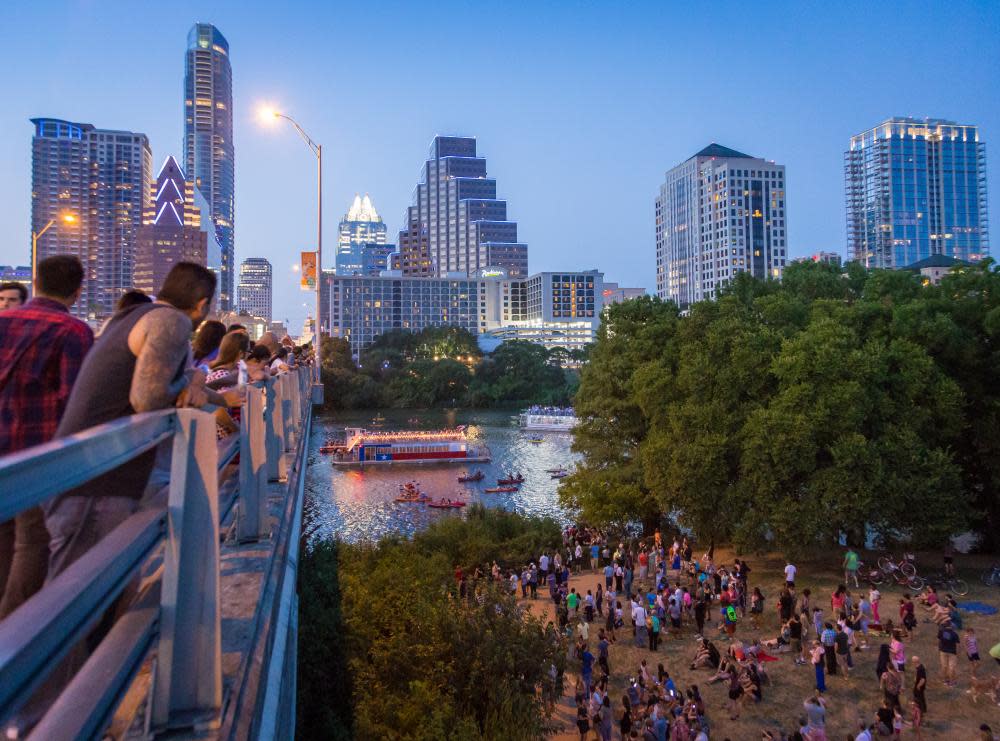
[
  {"xmin": 484, "ymin": 485, "xmax": 519, "ymax": 493},
  {"xmin": 551, "ymin": 472, "xmax": 569, "ymax": 479},
  {"xmin": 427, "ymin": 501, "xmax": 466, "ymax": 509},
  {"xmin": 497, "ymin": 475, "xmax": 525, "ymax": 485}
]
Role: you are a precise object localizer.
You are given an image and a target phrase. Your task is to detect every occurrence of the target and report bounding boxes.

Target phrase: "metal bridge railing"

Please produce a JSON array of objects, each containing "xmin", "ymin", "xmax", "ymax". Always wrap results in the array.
[{"xmin": 0, "ymin": 365, "xmax": 315, "ymax": 739}]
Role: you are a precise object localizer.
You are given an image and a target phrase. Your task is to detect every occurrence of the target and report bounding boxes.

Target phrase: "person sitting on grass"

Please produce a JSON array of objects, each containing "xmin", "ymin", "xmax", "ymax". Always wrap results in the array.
[
  {"xmin": 690, "ymin": 638, "xmax": 721, "ymax": 670},
  {"xmin": 707, "ymin": 656, "xmax": 737, "ymax": 684}
]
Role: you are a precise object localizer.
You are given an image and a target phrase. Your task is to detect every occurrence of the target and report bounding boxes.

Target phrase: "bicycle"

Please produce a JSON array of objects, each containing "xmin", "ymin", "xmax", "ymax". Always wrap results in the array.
[
  {"xmin": 926, "ymin": 572, "xmax": 969, "ymax": 597},
  {"xmin": 878, "ymin": 553, "xmax": 917, "ymax": 578},
  {"xmin": 862, "ymin": 559, "xmax": 924, "ymax": 591},
  {"xmin": 980, "ymin": 564, "xmax": 1000, "ymax": 587}
]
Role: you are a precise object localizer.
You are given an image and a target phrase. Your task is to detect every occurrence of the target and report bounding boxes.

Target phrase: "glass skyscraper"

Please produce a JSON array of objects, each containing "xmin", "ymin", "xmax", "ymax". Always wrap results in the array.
[
  {"xmin": 655, "ymin": 144, "xmax": 787, "ymax": 308},
  {"xmin": 845, "ymin": 117, "xmax": 989, "ymax": 269},
  {"xmin": 30, "ymin": 118, "xmax": 152, "ymax": 321},
  {"xmin": 336, "ymin": 193, "xmax": 387, "ymax": 275},
  {"xmin": 400, "ymin": 136, "xmax": 528, "ymax": 278},
  {"xmin": 184, "ymin": 23, "xmax": 235, "ymax": 308}
]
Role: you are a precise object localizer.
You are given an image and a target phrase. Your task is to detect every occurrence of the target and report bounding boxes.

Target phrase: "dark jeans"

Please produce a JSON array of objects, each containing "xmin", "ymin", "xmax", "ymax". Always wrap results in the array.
[
  {"xmin": 649, "ymin": 630, "xmax": 659, "ymax": 651},
  {"xmin": 0, "ymin": 506, "xmax": 50, "ymax": 619},
  {"xmin": 824, "ymin": 645, "xmax": 837, "ymax": 675}
]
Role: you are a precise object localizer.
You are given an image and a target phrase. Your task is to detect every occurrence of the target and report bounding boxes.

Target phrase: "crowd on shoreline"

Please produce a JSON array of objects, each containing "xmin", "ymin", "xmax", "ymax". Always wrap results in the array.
[
  {"xmin": 0, "ymin": 259, "xmax": 313, "ymax": 732},
  {"xmin": 466, "ymin": 525, "xmax": 1000, "ymax": 740}
]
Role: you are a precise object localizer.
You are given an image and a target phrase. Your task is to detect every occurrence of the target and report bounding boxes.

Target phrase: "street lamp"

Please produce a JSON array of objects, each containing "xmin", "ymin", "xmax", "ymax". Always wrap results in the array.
[
  {"xmin": 259, "ymin": 105, "xmax": 324, "ymax": 399},
  {"xmin": 32, "ymin": 212, "xmax": 76, "ymax": 286}
]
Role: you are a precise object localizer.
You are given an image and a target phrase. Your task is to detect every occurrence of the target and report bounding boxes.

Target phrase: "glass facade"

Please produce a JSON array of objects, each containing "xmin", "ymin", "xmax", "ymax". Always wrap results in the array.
[
  {"xmin": 30, "ymin": 118, "xmax": 152, "ymax": 321},
  {"xmin": 336, "ymin": 194, "xmax": 387, "ymax": 275},
  {"xmin": 237, "ymin": 257, "xmax": 273, "ymax": 323},
  {"xmin": 846, "ymin": 118, "xmax": 989, "ymax": 269},
  {"xmin": 184, "ymin": 23, "xmax": 235, "ymax": 309},
  {"xmin": 399, "ymin": 136, "xmax": 528, "ymax": 278},
  {"xmin": 656, "ymin": 144, "xmax": 787, "ymax": 308}
]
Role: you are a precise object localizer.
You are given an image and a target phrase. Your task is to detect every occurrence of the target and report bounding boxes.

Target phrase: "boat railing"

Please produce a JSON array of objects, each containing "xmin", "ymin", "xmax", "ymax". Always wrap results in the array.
[{"xmin": 0, "ymin": 365, "xmax": 315, "ymax": 738}]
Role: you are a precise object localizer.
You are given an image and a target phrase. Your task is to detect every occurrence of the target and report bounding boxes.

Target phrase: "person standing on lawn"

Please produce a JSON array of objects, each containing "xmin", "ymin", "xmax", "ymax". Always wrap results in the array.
[{"xmin": 844, "ymin": 546, "xmax": 860, "ymax": 588}]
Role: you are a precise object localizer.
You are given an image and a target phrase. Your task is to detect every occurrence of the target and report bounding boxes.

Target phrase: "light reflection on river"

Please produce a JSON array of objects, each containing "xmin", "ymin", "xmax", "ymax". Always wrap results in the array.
[{"xmin": 304, "ymin": 409, "xmax": 578, "ymax": 543}]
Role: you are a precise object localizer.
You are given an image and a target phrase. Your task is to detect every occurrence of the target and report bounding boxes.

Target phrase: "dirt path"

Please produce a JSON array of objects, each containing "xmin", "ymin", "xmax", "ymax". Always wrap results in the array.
[{"xmin": 518, "ymin": 549, "xmax": 1000, "ymax": 739}]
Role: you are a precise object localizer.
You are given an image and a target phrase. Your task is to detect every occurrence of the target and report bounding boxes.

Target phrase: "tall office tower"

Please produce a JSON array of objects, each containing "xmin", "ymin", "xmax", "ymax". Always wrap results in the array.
[
  {"xmin": 30, "ymin": 118, "xmax": 152, "ymax": 320},
  {"xmin": 336, "ymin": 193, "xmax": 387, "ymax": 275},
  {"xmin": 845, "ymin": 118, "xmax": 989, "ymax": 269},
  {"xmin": 396, "ymin": 206, "xmax": 432, "ymax": 276},
  {"xmin": 135, "ymin": 156, "xmax": 215, "ymax": 296},
  {"xmin": 184, "ymin": 23, "xmax": 235, "ymax": 308},
  {"xmin": 655, "ymin": 144, "xmax": 788, "ymax": 308},
  {"xmin": 360, "ymin": 243, "xmax": 395, "ymax": 275},
  {"xmin": 237, "ymin": 257, "xmax": 273, "ymax": 322},
  {"xmin": 403, "ymin": 136, "xmax": 528, "ymax": 278}
]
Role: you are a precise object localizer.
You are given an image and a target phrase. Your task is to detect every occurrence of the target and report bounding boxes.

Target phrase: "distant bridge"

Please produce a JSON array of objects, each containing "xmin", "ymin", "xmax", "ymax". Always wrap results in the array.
[{"xmin": 0, "ymin": 367, "xmax": 317, "ymax": 739}]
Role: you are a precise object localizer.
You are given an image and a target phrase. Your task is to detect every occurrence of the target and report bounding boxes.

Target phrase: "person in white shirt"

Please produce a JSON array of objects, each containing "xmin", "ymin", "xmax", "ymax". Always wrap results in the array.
[
  {"xmin": 632, "ymin": 602, "xmax": 648, "ymax": 647},
  {"xmin": 784, "ymin": 561, "xmax": 797, "ymax": 586},
  {"xmin": 854, "ymin": 722, "xmax": 873, "ymax": 741}
]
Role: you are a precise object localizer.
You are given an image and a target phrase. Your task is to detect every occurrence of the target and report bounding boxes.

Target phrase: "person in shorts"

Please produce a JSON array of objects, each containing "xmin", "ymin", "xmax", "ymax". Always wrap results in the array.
[{"xmin": 965, "ymin": 627, "xmax": 981, "ymax": 679}]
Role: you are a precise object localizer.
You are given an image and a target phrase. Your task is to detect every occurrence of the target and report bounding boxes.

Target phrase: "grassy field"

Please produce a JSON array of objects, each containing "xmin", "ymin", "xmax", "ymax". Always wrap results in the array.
[{"xmin": 519, "ymin": 548, "xmax": 1000, "ymax": 739}]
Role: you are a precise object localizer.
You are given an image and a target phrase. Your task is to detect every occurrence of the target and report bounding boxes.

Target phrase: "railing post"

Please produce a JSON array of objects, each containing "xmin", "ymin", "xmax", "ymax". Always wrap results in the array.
[
  {"xmin": 238, "ymin": 384, "xmax": 268, "ymax": 542},
  {"xmin": 281, "ymin": 375, "xmax": 294, "ymax": 454},
  {"xmin": 267, "ymin": 376, "xmax": 287, "ymax": 482},
  {"xmin": 153, "ymin": 409, "xmax": 222, "ymax": 733}
]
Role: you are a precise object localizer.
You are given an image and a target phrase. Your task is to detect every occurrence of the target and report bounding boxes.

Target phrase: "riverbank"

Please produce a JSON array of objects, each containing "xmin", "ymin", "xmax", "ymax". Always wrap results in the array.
[{"xmin": 522, "ymin": 548, "xmax": 1000, "ymax": 739}]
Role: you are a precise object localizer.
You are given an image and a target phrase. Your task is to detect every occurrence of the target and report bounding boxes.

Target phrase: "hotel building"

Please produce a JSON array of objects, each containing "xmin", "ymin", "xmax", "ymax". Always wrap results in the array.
[
  {"xmin": 845, "ymin": 117, "xmax": 989, "ymax": 269},
  {"xmin": 656, "ymin": 144, "xmax": 787, "ymax": 309},
  {"xmin": 30, "ymin": 117, "xmax": 152, "ymax": 320},
  {"xmin": 328, "ymin": 269, "xmax": 603, "ymax": 359}
]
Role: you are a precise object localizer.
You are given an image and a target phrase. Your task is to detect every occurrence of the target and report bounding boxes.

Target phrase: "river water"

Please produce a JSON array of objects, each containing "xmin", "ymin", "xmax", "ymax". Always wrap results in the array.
[{"xmin": 304, "ymin": 409, "xmax": 579, "ymax": 543}]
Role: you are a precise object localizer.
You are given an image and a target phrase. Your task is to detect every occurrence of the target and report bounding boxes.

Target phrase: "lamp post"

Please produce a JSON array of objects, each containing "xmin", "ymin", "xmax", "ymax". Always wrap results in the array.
[
  {"xmin": 260, "ymin": 107, "xmax": 323, "ymax": 400},
  {"xmin": 32, "ymin": 213, "xmax": 76, "ymax": 287}
]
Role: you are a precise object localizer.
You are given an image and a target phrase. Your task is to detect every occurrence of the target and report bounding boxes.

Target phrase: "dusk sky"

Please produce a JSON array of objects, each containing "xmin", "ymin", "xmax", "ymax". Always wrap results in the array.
[{"xmin": 2, "ymin": 0, "xmax": 998, "ymax": 331}]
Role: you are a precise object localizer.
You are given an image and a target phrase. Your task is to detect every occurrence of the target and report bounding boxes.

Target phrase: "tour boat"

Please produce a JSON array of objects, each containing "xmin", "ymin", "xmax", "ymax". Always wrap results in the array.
[
  {"xmin": 484, "ymin": 485, "xmax": 519, "ymax": 493},
  {"xmin": 497, "ymin": 474, "xmax": 525, "ymax": 486},
  {"xmin": 519, "ymin": 406, "xmax": 578, "ymax": 431},
  {"xmin": 330, "ymin": 427, "xmax": 491, "ymax": 467},
  {"xmin": 427, "ymin": 499, "xmax": 467, "ymax": 509},
  {"xmin": 457, "ymin": 471, "xmax": 485, "ymax": 483}
]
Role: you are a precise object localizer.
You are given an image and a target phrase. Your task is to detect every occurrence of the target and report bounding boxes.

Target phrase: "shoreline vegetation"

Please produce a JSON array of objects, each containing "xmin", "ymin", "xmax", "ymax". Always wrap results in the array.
[
  {"xmin": 319, "ymin": 327, "xmax": 584, "ymax": 410},
  {"xmin": 297, "ymin": 505, "xmax": 566, "ymax": 740}
]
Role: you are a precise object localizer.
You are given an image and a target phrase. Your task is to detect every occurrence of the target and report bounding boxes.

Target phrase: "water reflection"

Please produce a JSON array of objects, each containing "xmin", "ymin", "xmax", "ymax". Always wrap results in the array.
[{"xmin": 304, "ymin": 409, "xmax": 578, "ymax": 543}]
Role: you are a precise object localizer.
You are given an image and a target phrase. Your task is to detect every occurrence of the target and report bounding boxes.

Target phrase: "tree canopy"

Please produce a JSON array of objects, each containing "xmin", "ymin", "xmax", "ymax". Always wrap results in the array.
[
  {"xmin": 563, "ymin": 260, "xmax": 1000, "ymax": 554},
  {"xmin": 320, "ymin": 328, "xmax": 580, "ymax": 410}
]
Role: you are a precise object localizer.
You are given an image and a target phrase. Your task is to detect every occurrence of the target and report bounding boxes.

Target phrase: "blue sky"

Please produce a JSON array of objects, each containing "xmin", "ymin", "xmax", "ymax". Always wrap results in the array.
[{"xmin": 2, "ymin": 0, "xmax": 998, "ymax": 331}]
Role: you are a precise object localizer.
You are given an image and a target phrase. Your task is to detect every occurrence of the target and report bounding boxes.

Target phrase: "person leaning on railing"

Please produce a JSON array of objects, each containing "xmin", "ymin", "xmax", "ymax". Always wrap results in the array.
[
  {"xmin": 0, "ymin": 256, "xmax": 93, "ymax": 619},
  {"xmin": 45, "ymin": 262, "xmax": 243, "ymax": 585}
]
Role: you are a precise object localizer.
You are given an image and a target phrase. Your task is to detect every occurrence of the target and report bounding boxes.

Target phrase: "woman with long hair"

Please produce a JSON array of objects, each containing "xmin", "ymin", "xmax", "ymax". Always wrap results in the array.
[{"xmin": 192, "ymin": 320, "xmax": 227, "ymax": 371}]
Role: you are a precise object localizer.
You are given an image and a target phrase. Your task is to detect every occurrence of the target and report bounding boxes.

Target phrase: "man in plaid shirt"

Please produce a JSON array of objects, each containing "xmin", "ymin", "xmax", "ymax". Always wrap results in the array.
[{"xmin": 0, "ymin": 256, "xmax": 92, "ymax": 618}]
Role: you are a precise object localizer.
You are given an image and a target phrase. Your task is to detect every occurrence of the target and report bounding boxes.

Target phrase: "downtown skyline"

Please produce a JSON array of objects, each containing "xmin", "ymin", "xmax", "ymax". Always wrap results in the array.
[{"xmin": 1, "ymin": 1, "xmax": 999, "ymax": 331}]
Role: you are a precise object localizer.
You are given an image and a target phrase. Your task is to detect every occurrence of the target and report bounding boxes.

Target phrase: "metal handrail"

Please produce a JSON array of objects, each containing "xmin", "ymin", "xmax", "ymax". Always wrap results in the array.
[{"xmin": 0, "ymin": 365, "xmax": 315, "ymax": 737}]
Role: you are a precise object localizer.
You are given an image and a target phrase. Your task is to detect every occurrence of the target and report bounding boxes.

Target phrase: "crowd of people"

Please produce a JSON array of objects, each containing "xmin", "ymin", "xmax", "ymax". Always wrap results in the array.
[
  {"xmin": 0, "ymin": 259, "xmax": 313, "ymax": 730},
  {"xmin": 479, "ymin": 526, "xmax": 1000, "ymax": 740}
]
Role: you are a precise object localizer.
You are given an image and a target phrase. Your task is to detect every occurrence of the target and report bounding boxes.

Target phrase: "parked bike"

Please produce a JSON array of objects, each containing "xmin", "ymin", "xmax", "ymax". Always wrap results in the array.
[
  {"xmin": 864, "ymin": 555, "xmax": 924, "ymax": 591},
  {"xmin": 926, "ymin": 572, "xmax": 969, "ymax": 597}
]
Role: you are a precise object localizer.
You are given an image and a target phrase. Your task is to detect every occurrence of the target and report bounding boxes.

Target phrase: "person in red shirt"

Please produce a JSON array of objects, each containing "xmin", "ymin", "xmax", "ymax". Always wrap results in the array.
[{"xmin": 0, "ymin": 256, "xmax": 92, "ymax": 618}]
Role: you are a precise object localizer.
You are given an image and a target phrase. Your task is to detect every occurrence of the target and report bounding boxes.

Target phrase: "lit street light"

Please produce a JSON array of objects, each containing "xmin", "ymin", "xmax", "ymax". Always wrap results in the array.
[
  {"xmin": 32, "ymin": 212, "xmax": 76, "ymax": 286},
  {"xmin": 259, "ymin": 105, "xmax": 324, "ymax": 399}
]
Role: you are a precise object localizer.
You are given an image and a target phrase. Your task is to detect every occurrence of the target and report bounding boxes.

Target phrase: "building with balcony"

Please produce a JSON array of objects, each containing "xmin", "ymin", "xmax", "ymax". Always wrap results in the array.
[
  {"xmin": 845, "ymin": 117, "xmax": 989, "ymax": 269},
  {"xmin": 30, "ymin": 117, "xmax": 152, "ymax": 321},
  {"xmin": 184, "ymin": 23, "xmax": 235, "ymax": 308}
]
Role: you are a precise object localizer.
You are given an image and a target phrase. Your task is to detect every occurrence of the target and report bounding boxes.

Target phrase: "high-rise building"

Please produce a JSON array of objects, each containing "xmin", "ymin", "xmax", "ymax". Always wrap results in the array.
[
  {"xmin": 184, "ymin": 23, "xmax": 235, "ymax": 309},
  {"xmin": 845, "ymin": 117, "xmax": 989, "ymax": 269},
  {"xmin": 401, "ymin": 136, "xmax": 528, "ymax": 278},
  {"xmin": 395, "ymin": 206, "xmax": 432, "ymax": 276},
  {"xmin": 237, "ymin": 257, "xmax": 273, "ymax": 322},
  {"xmin": 30, "ymin": 118, "xmax": 152, "ymax": 320},
  {"xmin": 336, "ymin": 194, "xmax": 387, "ymax": 275},
  {"xmin": 656, "ymin": 144, "xmax": 787, "ymax": 308},
  {"xmin": 134, "ymin": 156, "xmax": 215, "ymax": 296}
]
